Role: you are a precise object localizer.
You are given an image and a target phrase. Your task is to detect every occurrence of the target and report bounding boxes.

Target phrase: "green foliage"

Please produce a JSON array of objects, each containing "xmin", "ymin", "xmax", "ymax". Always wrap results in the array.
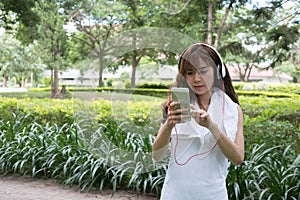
[
  {"xmin": 0, "ymin": 0, "xmax": 39, "ymax": 44},
  {"xmin": 0, "ymin": 112, "xmax": 166, "ymax": 194},
  {"xmin": 239, "ymin": 95, "xmax": 300, "ymax": 155},
  {"xmin": 0, "ymin": 33, "xmax": 44, "ymax": 88},
  {"xmin": 234, "ymin": 83, "xmax": 300, "ymax": 94},
  {"xmin": 0, "ymin": 114, "xmax": 84, "ymax": 177},
  {"xmin": 0, "ymin": 96, "xmax": 163, "ymax": 128},
  {"xmin": 41, "ymin": 77, "xmax": 51, "ymax": 87},
  {"xmin": 106, "ymin": 79, "xmax": 114, "ymax": 87},
  {"xmin": 227, "ymin": 144, "xmax": 300, "ymax": 200},
  {"xmin": 0, "ymin": 93, "xmax": 299, "ymax": 198},
  {"xmin": 0, "ymin": 97, "xmax": 75, "ymax": 126},
  {"xmin": 136, "ymin": 82, "xmax": 170, "ymax": 89},
  {"xmin": 124, "ymin": 79, "xmax": 131, "ymax": 88},
  {"xmin": 120, "ymin": 72, "xmax": 130, "ymax": 82},
  {"xmin": 240, "ymin": 95, "xmax": 299, "ymax": 119}
]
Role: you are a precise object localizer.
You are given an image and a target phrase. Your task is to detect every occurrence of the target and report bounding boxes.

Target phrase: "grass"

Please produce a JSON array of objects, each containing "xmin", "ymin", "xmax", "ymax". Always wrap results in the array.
[
  {"xmin": 0, "ymin": 90, "xmax": 165, "ymax": 102},
  {"xmin": 71, "ymin": 91, "xmax": 164, "ymax": 102}
]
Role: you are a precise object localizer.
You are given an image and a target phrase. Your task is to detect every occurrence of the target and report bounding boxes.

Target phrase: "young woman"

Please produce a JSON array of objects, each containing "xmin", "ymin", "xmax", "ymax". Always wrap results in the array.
[{"xmin": 152, "ymin": 43, "xmax": 244, "ymax": 200}]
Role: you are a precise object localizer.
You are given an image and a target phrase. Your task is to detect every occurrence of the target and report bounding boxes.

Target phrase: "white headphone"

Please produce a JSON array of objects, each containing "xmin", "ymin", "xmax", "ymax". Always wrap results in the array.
[{"xmin": 179, "ymin": 43, "xmax": 226, "ymax": 79}]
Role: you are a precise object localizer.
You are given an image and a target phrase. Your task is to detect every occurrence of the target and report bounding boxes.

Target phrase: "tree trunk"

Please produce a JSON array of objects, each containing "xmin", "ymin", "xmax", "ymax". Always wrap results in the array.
[
  {"xmin": 3, "ymin": 75, "xmax": 8, "ymax": 87},
  {"xmin": 206, "ymin": 4, "xmax": 213, "ymax": 45},
  {"xmin": 98, "ymin": 52, "xmax": 104, "ymax": 87},
  {"xmin": 13, "ymin": 77, "xmax": 17, "ymax": 87},
  {"xmin": 213, "ymin": 1, "xmax": 233, "ymax": 48},
  {"xmin": 236, "ymin": 64, "xmax": 245, "ymax": 82},
  {"xmin": 21, "ymin": 75, "xmax": 25, "ymax": 88},
  {"xmin": 30, "ymin": 70, "xmax": 33, "ymax": 87},
  {"xmin": 245, "ymin": 64, "xmax": 254, "ymax": 82},
  {"xmin": 51, "ymin": 66, "xmax": 59, "ymax": 98},
  {"xmin": 131, "ymin": 50, "xmax": 137, "ymax": 88}
]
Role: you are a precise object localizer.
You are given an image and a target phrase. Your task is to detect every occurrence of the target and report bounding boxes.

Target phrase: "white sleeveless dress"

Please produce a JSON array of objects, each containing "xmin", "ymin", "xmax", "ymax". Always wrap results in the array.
[{"xmin": 160, "ymin": 89, "xmax": 239, "ymax": 200}]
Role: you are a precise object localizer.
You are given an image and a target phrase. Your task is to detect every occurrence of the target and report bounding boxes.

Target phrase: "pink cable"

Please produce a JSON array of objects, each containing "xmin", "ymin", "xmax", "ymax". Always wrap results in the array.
[{"xmin": 169, "ymin": 82, "xmax": 225, "ymax": 166}]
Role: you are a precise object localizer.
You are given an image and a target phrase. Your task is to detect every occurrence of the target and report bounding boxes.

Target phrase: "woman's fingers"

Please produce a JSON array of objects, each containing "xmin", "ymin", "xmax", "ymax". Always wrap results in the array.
[
  {"xmin": 168, "ymin": 101, "xmax": 191, "ymax": 124},
  {"xmin": 168, "ymin": 109, "xmax": 190, "ymax": 121},
  {"xmin": 191, "ymin": 109, "xmax": 211, "ymax": 128}
]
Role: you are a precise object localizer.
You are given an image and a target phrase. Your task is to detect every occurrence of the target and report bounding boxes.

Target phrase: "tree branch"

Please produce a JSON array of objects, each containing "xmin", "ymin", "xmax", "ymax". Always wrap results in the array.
[
  {"xmin": 213, "ymin": 0, "xmax": 234, "ymax": 48},
  {"xmin": 161, "ymin": 0, "xmax": 191, "ymax": 15}
]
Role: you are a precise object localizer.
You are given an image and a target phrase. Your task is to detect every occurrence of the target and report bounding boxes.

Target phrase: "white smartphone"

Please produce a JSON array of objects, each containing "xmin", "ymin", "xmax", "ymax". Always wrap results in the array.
[{"xmin": 171, "ymin": 87, "xmax": 191, "ymax": 121}]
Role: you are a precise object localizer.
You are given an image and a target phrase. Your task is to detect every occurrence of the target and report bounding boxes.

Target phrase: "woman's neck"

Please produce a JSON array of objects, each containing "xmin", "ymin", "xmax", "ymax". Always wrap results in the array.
[{"xmin": 197, "ymin": 90, "xmax": 213, "ymax": 111}]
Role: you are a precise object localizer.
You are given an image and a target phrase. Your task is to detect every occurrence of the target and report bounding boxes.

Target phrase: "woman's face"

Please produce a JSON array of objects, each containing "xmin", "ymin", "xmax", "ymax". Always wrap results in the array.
[{"xmin": 184, "ymin": 58, "xmax": 215, "ymax": 96}]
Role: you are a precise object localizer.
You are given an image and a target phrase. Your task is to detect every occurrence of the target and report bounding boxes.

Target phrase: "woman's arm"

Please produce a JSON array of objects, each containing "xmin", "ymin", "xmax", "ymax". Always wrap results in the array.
[
  {"xmin": 192, "ymin": 106, "xmax": 244, "ymax": 165},
  {"xmin": 152, "ymin": 101, "xmax": 185, "ymax": 161},
  {"xmin": 210, "ymin": 106, "xmax": 244, "ymax": 165},
  {"xmin": 152, "ymin": 120, "xmax": 173, "ymax": 161}
]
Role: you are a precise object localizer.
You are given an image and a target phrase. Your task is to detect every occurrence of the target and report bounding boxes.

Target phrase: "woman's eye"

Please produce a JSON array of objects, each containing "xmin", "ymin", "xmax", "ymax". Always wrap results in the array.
[
  {"xmin": 186, "ymin": 71, "xmax": 194, "ymax": 75},
  {"xmin": 200, "ymin": 70, "xmax": 207, "ymax": 74}
]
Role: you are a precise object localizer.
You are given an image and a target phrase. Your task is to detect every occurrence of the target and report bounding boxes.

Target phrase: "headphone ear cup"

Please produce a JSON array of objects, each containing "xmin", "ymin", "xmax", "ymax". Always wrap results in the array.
[
  {"xmin": 217, "ymin": 64, "xmax": 226, "ymax": 79},
  {"xmin": 221, "ymin": 65, "xmax": 226, "ymax": 78},
  {"xmin": 217, "ymin": 64, "xmax": 221, "ymax": 80}
]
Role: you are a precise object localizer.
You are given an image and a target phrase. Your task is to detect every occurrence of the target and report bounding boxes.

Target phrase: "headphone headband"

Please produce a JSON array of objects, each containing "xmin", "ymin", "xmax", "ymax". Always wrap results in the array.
[{"xmin": 179, "ymin": 43, "xmax": 226, "ymax": 78}]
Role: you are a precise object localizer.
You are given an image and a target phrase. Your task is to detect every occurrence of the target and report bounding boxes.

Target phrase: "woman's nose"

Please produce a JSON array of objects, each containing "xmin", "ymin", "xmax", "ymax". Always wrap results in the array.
[{"xmin": 194, "ymin": 72, "xmax": 202, "ymax": 82}]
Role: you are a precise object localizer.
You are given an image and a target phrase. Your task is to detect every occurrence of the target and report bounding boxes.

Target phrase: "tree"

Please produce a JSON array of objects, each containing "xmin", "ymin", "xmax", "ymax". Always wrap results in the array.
[
  {"xmin": 20, "ymin": 43, "xmax": 45, "ymax": 87},
  {"xmin": 137, "ymin": 57, "xmax": 159, "ymax": 81},
  {"xmin": 214, "ymin": 0, "xmax": 300, "ymax": 82},
  {"xmin": 218, "ymin": 5, "xmax": 267, "ymax": 82},
  {"xmin": 290, "ymin": 42, "xmax": 300, "ymax": 82},
  {"xmin": 0, "ymin": 33, "xmax": 19, "ymax": 87},
  {"xmin": 276, "ymin": 40, "xmax": 300, "ymax": 83},
  {"xmin": 0, "ymin": 0, "xmax": 40, "ymax": 44},
  {"xmin": 247, "ymin": 0, "xmax": 300, "ymax": 82},
  {"xmin": 0, "ymin": 30, "xmax": 44, "ymax": 87},
  {"xmin": 222, "ymin": 42, "xmax": 260, "ymax": 82},
  {"xmin": 35, "ymin": 1, "xmax": 68, "ymax": 98},
  {"xmin": 66, "ymin": 0, "xmax": 126, "ymax": 87},
  {"xmin": 154, "ymin": 0, "xmax": 247, "ymax": 47},
  {"xmin": 111, "ymin": 0, "xmax": 156, "ymax": 88}
]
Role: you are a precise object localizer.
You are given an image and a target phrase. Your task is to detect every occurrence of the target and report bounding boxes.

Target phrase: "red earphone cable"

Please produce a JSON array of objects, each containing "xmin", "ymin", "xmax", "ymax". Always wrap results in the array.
[{"xmin": 168, "ymin": 83, "xmax": 225, "ymax": 166}]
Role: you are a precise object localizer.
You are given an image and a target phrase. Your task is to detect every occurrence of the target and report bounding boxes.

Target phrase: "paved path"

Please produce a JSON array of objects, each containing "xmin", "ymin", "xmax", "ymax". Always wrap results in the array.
[{"xmin": 0, "ymin": 175, "xmax": 157, "ymax": 200}]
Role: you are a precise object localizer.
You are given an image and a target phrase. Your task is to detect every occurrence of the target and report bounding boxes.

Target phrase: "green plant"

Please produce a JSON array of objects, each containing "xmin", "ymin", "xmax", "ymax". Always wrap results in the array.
[
  {"xmin": 106, "ymin": 78, "xmax": 114, "ymax": 87},
  {"xmin": 41, "ymin": 77, "xmax": 51, "ymax": 87},
  {"xmin": 0, "ymin": 113, "xmax": 165, "ymax": 195},
  {"xmin": 227, "ymin": 144, "xmax": 300, "ymax": 200},
  {"xmin": 0, "ymin": 91, "xmax": 299, "ymax": 198}
]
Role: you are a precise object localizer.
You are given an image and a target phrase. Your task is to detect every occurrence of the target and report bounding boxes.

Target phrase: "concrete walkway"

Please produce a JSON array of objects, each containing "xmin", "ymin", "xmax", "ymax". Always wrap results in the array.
[{"xmin": 0, "ymin": 175, "xmax": 157, "ymax": 200}]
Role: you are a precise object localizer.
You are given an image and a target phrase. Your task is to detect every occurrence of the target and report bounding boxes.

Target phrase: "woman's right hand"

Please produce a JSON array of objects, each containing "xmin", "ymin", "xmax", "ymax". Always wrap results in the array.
[{"xmin": 167, "ymin": 101, "xmax": 191, "ymax": 125}]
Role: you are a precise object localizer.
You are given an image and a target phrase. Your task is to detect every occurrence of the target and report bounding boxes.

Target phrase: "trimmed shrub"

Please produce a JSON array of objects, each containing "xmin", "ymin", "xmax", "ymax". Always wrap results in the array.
[{"xmin": 0, "ymin": 91, "xmax": 299, "ymax": 198}]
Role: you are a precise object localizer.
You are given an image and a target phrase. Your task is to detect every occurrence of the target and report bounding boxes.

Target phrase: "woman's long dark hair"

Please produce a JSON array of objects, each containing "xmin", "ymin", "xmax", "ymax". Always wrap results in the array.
[
  {"xmin": 177, "ymin": 43, "xmax": 239, "ymax": 105},
  {"xmin": 161, "ymin": 43, "xmax": 239, "ymax": 123}
]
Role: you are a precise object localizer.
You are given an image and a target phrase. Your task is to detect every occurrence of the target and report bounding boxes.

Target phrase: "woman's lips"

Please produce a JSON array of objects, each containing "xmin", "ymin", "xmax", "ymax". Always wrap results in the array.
[{"xmin": 194, "ymin": 85, "xmax": 204, "ymax": 89}]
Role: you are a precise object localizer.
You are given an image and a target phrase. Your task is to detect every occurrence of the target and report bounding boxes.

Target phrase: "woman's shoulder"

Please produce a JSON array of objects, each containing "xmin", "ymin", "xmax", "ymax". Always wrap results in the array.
[{"xmin": 213, "ymin": 88, "xmax": 237, "ymax": 106}]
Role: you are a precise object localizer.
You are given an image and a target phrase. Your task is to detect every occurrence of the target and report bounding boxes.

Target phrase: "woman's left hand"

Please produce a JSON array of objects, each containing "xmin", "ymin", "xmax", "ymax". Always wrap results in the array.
[{"xmin": 191, "ymin": 106, "xmax": 212, "ymax": 129}]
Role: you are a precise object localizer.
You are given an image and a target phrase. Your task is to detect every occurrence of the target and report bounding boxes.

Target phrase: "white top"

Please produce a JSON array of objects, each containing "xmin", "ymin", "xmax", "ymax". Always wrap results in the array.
[{"xmin": 160, "ymin": 89, "xmax": 239, "ymax": 200}]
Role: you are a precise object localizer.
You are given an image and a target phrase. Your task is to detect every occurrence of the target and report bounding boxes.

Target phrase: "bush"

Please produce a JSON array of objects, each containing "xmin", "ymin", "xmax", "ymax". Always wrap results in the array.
[
  {"xmin": 0, "ymin": 97, "xmax": 163, "ymax": 129},
  {"xmin": 106, "ymin": 78, "xmax": 114, "ymax": 87},
  {"xmin": 136, "ymin": 82, "xmax": 170, "ymax": 89},
  {"xmin": 0, "ymin": 93, "xmax": 299, "ymax": 199},
  {"xmin": 255, "ymin": 81, "xmax": 269, "ymax": 91},
  {"xmin": 124, "ymin": 79, "xmax": 131, "ymax": 88},
  {"xmin": 227, "ymin": 144, "xmax": 300, "ymax": 200},
  {"xmin": 242, "ymin": 83, "xmax": 255, "ymax": 91},
  {"xmin": 234, "ymin": 82, "xmax": 300, "ymax": 94},
  {"xmin": 0, "ymin": 114, "xmax": 165, "ymax": 194},
  {"xmin": 41, "ymin": 77, "xmax": 51, "ymax": 87},
  {"xmin": 0, "ymin": 97, "xmax": 75, "ymax": 126}
]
